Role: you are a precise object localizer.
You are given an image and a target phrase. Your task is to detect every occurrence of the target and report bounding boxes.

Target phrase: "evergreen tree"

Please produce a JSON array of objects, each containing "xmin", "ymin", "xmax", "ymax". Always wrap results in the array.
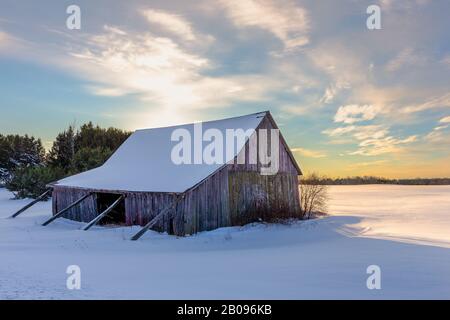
[
  {"xmin": 72, "ymin": 147, "xmax": 112, "ymax": 173},
  {"xmin": 0, "ymin": 134, "xmax": 45, "ymax": 184},
  {"xmin": 74, "ymin": 122, "xmax": 130, "ymax": 153},
  {"xmin": 6, "ymin": 166, "xmax": 65, "ymax": 199},
  {"xmin": 47, "ymin": 126, "xmax": 76, "ymax": 170}
]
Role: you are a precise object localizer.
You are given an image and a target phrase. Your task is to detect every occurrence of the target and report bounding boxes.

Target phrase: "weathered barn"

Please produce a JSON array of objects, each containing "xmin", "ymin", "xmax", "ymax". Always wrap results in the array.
[{"xmin": 49, "ymin": 111, "xmax": 302, "ymax": 237}]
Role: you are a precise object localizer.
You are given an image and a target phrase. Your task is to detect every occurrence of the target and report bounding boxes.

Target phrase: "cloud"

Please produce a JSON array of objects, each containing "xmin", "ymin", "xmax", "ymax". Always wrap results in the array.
[
  {"xmin": 0, "ymin": 8, "xmax": 316, "ymax": 127},
  {"xmin": 219, "ymin": 0, "xmax": 309, "ymax": 50},
  {"xmin": 0, "ymin": 30, "xmax": 24, "ymax": 51},
  {"xmin": 141, "ymin": 9, "xmax": 198, "ymax": 41},
  {"xmin": 292, "ymin": 147, "xmax": 326, "ymax": 158},
  {"xmin": 0, "ymin": 31, "xmax": 8, "ymax": 44},
  {"xmin": 425, "ymin": 129, "xmax": 449, "ymax": 143},
  {"xmin": 319, "ymin": 82, "xmax": 351, "ymax": 104},
  {"xmin": 380, "ymin": 0, "xmax": 431, "ymax": 12},
  {"xmin": 320, "ymin": 86, "xmax": 337, "ymax": 104},
  {"xmin": 442, "ymin": 55, "xmax": 450, "ymax": 68},
  {"xmin": 352, "ymin": 125, "xmax": 389, "ymax": 141},
  {"xmin": 349, "ymin": 134, "xmax": 417, "ymax": 156},
  {"xmin": 280, "ymin": 105, "xmax": 310, "ymax": 116},
  {"xmin": 440, "ymin": 116, "xmax": 450, "ymax": 123},
  {"xmin": 425, "ymin": 119, "xmax": 450, "ymax": 143},
  {"xmin": 322, "ymin": 126, "xmax": 357, "ymax": 137},
  {"xmin": 334, "ymin": 104, "xmax": 382, "ymax": 124},
  {"xmin": 306, "ymin": 42, "xmax": 368, "ymax": 87},
  {"xmin": 401, "ymin": 92, "xmax": 450, "ymax": 113},
  {"xmin": 323, "ymin": 124, "xmax": 388, "ymax": 144},
  {"xmin": 386, "ymin": 48, "xmax": 426, "ymax": 72},
  {"xmin": 53, "ymin": 21, "xmax": 294, "ymax": 128},
  {"xmin": 324, "ymin": 124, "xmax": 416, "ymax": 156},
  {"xmin": 69, "ymin": 28, "xmax": 209, "ymax": 102},
  {"xmin": 348, "ymin": 160, "xmax": 389, "ymax": 168},
  {"xmin": 87, "ymin": 86, "xmax": 131, "ymax": 97}
]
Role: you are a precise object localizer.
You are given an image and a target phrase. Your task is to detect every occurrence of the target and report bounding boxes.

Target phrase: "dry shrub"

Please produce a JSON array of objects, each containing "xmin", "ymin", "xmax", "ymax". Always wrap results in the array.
[{"xmin": 299, "ymin": 173, "xmax": 329, "ymax": 219}]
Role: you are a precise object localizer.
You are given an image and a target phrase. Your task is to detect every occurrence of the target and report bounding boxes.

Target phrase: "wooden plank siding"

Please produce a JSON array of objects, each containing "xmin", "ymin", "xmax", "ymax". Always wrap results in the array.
[
  {"xmin": 51, "ymin": 113, "xmax": 301, "ymax": 236},
  {"xmin": 226, "ymin": 115, "xmax": 301, "ymax": 224},
  {"xmin": 52, "ymin": 186, "xmax": 98, "ymax": 222},
  {"xmin": 180, "ymin": 165, "xmax": 230, "ymax": 235}
]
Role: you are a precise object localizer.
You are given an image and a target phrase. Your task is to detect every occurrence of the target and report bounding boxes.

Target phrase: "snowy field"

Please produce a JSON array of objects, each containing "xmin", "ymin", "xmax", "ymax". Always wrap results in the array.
[{"xmin": 0, "ymin": 185, "xmax": 449, "ymax": 299}]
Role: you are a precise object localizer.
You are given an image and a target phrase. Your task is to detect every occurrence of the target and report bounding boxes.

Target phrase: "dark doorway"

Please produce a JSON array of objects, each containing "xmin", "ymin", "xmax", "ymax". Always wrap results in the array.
[{"xmin": 96, "ymin": 193, "xmax": 126, "ymax": 226}]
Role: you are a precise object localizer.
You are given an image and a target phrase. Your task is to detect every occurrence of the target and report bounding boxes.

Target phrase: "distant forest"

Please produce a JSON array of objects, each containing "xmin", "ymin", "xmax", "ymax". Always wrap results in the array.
[{"xmin": 301, "ymin": 175, "xmax": 450, "ymax": 185}]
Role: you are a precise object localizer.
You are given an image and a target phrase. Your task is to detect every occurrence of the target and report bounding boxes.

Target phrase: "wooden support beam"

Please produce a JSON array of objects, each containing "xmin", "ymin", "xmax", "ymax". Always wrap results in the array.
[
  {"xmin": 42, "ymin": 192, "xmax": 93, "ymax": 226},
  {"xmin": 131, "ymin": 194, "xmax": 183, "ymax": 241},
  {"xmin": 10, "ymin": 189, "xmax": 52, "ymax": 218},
  {"xmin": 83, "ymin": 195, "xmax": 124, "ymax": 231}
]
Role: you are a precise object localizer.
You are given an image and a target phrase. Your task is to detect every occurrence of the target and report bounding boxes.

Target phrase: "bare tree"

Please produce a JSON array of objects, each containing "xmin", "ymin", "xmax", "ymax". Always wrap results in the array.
[{"xmin": 299, "ymin": 173, "xmax": 329, "ymax": 219}]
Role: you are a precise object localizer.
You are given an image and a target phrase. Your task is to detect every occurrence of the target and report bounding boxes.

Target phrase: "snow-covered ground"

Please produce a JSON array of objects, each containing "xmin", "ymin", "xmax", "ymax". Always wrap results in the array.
[{"xmin": 0, "ymin": 185, "xmax": 449, "ymax": 299}]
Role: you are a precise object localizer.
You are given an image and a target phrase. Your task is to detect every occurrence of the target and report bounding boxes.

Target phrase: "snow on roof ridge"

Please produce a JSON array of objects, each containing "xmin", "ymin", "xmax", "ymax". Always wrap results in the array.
[{"xmin": 134, "ymin": 110, "xmax": 269, "ymax": 132}]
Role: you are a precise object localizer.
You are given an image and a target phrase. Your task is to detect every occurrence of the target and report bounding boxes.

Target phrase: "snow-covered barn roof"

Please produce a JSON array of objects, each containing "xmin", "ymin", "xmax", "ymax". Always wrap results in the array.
[{"xmin": 54, "ymin": 111, "xmax": 281, "ymax": 193}]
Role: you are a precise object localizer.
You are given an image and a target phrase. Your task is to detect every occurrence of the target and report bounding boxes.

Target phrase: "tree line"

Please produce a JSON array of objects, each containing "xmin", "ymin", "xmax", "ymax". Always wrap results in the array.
[
  {"xmin": 301, "ymin": 175, "xmax": 450, "ymax": 185},
  {"xmin": 0, "ymin": 122, "xmax": 131, "ymax": 199}
]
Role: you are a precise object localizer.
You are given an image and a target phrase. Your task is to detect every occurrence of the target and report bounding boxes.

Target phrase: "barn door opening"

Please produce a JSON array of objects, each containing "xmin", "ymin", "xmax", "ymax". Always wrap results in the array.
[{"xmin": 96, "ymin": 193, "xmax": 126, "ymax": 225}]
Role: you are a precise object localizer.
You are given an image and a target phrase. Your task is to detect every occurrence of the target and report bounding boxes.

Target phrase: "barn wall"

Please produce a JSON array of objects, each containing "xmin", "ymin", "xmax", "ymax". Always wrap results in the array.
[
  {"xmin": 123, "ymin": 166, "xmax": 230, "ymax": 236},
  {"xmin": 226, "ymin": 115, "xmax": 301, "ymax": 224},
  {"xmin": 52, "ymin": 186, "xmax": 98, "ymax": 222},
  {"xmin": 124, "ymin": 167, "xmax": 231, "ymax": 236},
  {"xmin": 227, "ymin": 172, "xmax": 300, "ymax": 225},
  {"xmin": 180, "ymin": 166, "xmax": 230, "ymax": 235},
  {"xmin": 52, "ymin": 168, "xmax": 229, "ymax": 236}
]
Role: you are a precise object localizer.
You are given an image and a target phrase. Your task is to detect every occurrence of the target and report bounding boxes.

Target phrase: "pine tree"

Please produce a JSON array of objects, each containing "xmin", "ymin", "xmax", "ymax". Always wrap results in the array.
[
  {"xmin": 47, "ymin": 126, "xmax": 76, "ymax": 170},
  {"xmin": 0, "ymin": 134, "xmax": 45, "ymax": 184}
]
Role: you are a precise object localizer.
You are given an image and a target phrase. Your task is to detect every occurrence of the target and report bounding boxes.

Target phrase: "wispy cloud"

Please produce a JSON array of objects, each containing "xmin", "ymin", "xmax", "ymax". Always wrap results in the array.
[
  {"xmin": 380, "ymin": 0, "xmax": 431, "ymax": 12},
  {"xmin": 425, "ymin": 129, "xmax": 450, "ymax": 143},
  {"xmin": 141, "ymin": 9, "xmax": 199, "ymax": 42},
  {"xmin": 49, "ymin": 20, "xmax": 295, "ymax": 129},
  {"xmin": 334, "ymin": 104, "xmax": 382, "ymax": 124},
  {"xmin": 0, "ymin": 30, "xmax": 24, "ymax": 51},
  {"xmin": 442, "ymin": 54, "xmax": 450, "ymax": 68},
  {"xmin": 219, "ymin": 0, "xmax": 309, "ymax": 50},
  {"xmin": 322, "ymin": 126, "xmax": 357, "ymax": 137},
  {"xmin": 440, "ymin": 116, "xmax": 450, "ymax": 123},
  {"xmin": 347, "ymin": 160, "xmax": 389, "ymax": 168},
  {"xmin": 386, "ymin": 48, "xmax": 426, "ymax": 72},
  {"xmin": 349, "ymin": 134, "xmax": 417, "ymax": 156},
  {"xmin": 292, "ymin": 147, "xmax": 326, "ymax": 158},
  {"xmin": 401, "ymin": 93, "xmax": 450, "ymax": 113},
  {"xmin": 319, "ymin": 81, "xmax": 349, "ymax": 104},
  {"xmin": 0, "ymin": 31, "xmax": 8, "ymax": 45},
  {"xmin": 324, "ymin": 124, "xmax": 416, "ymax": 156}
]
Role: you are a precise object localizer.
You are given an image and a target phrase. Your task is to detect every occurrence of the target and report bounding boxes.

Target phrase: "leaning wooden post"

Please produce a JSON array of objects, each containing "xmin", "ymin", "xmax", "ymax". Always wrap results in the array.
[
  {"xmin": 42, "ymin": 192, "xmax": 93, "ymax": 226},
  {"xmin": 10, "ymin": 188, "xmax": 53, "ymax": 218},
  {"xmin": 131, "ymin": 194, "xmax": 183, "ymax": 241},
  {"xmin": 83, "ymin": 195, "xmax": 124, "ymax": 231}
]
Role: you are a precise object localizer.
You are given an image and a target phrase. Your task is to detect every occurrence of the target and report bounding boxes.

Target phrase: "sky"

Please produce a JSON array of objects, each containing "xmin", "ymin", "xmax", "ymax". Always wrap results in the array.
[{"xmin": 0, "ymin": 0, "xmax": 449, "ymax": 178}]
